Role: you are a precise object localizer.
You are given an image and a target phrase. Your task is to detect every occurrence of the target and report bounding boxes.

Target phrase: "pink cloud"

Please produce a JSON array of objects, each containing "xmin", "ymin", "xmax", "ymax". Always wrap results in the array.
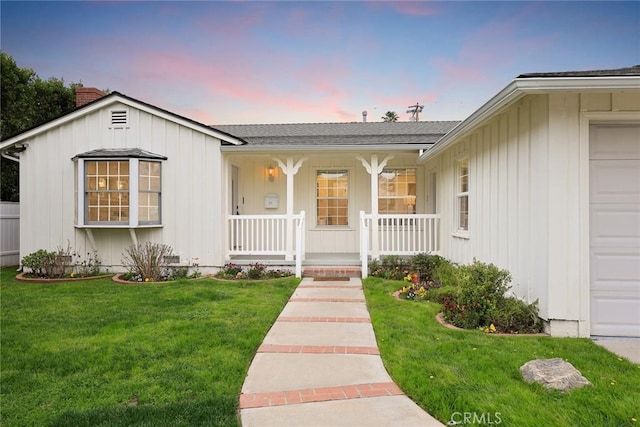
[{"xmin": 386, "ymin": 1, "xmax": 440, "ymax": 17}]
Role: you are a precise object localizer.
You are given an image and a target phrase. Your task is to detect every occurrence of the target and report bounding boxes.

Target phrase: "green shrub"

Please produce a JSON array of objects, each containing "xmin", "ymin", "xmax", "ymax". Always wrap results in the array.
[
  {"xmin": 489, "ymin": 297, "xmax": 544, "ymax": 333},
  {"xmin": 442, "ymin": 260, "xmax": 511, "ymax": 329},
  {"xmin": 247, "ymin": 263, "xmax": 266, "ymax": 279},
  {"xmin": 410, "ymin": 253, "xmax": 447, "ymax": 282},
  {"xmin": 369, "ymin": 255, "xmax": 410, "ymax": 280},
  {"xmin": 215, "ymin": 263, "xmax": 292, "ymax": 280},
  {"xmin": 122, "ymin": 242, "xmax": 173, "ymax": 282},
  {"xmin": 21, "ymin": 245, "xmax": 74, "ymax": 278},
  {"xmin": 21, "ymin": 249, "xmax": 51, "ymax": 277}
]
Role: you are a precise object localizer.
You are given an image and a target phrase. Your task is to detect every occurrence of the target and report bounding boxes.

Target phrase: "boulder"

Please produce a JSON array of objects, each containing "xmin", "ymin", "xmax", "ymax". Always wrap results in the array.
[{"xmin": 520, "ymin": 358, "xmax": 591, "ymax": 392}]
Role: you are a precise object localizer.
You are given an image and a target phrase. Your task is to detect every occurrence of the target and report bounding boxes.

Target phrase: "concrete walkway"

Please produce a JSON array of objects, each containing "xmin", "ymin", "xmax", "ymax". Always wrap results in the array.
[{"xmin": 239, "ymin": 277, "xmax": 443, "ymax": 426}]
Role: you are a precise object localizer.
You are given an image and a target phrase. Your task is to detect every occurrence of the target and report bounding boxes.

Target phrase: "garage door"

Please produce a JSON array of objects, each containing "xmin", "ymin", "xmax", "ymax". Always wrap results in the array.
[{"xmin": 590, "ymin": 124, "xmax": 640, "ymax": 337}]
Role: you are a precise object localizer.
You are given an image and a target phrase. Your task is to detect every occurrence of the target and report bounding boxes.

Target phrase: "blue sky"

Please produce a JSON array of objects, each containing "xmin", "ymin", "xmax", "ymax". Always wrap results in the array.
[{"xmin": 2, "ymin": 1, "xmax": 638, "ymax": 124}]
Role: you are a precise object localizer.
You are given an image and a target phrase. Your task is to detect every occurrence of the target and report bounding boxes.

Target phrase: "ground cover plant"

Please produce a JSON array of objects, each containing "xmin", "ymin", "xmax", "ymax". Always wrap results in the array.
[
  {"xmin": 363, "ymin": 277, "xmax": 640, "ymax": 427},
  {"xmin": 0, "ymin": 268, "xmax": 299, "ymax": 426}
]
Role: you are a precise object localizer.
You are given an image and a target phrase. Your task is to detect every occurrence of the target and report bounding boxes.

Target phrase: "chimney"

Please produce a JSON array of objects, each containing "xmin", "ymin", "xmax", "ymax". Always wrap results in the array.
[
  {"xmin": 362, "ymin": 110, "xmax": 367, "ymax": 123},
  {"xmin": 76, "ymin": 87, "xmax": 107, "ymax": 107}
]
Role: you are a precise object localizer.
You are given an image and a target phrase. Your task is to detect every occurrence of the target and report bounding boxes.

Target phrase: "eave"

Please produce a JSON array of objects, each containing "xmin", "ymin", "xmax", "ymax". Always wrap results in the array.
[
  {"xmin": 0, "ymin": 92, "xmax": 246, "ymax": 154},
  {"xmin": 418, "ymin": 75, "xmax": 640, "ymax": 162}
]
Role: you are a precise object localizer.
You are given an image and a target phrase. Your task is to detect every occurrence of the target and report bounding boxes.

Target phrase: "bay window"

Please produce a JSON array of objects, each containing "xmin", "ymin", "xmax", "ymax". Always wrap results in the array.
[{"xmin": 74, "ymin": 149, "xmax": 166, "ymax": 227}]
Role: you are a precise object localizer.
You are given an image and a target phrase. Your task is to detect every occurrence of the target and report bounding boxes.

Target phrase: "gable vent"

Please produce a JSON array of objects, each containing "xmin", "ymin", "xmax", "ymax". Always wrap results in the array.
[{"xmin": 110, "ymin": 110, "xmax": 128, "ymax": 127}]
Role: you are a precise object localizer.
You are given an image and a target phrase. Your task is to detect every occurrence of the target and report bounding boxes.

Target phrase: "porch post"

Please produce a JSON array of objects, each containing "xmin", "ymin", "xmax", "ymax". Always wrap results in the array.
[
  {"xmin": 356, "ymin": 154, "xmax": 393, "ymax": 260},
  {"xmin": 370, "ymin": 155, "xmax": 380, "ymax": 259},
  {"xmin": 274, "ymin": 156, "xmax": 307, "ymax": 261}
]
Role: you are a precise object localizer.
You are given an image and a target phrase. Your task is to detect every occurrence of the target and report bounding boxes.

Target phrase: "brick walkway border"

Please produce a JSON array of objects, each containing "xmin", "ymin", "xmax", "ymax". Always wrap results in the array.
[{"xmin": 240, "ymin": 382, "xmax": 403, "ymax": 409}]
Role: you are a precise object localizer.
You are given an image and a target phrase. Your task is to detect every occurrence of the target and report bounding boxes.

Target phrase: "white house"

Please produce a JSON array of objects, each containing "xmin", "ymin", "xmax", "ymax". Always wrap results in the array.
[
  {"xmin": 1, "ymin": 65, "xmax": 638, "ymax": 338},
  {"xmin": 0, "ymin": 90, "xmax": 457, "ymax": 279},
  {"xmin": 418, "ymin": 66, "xmax": 640, "ymax": 338}
]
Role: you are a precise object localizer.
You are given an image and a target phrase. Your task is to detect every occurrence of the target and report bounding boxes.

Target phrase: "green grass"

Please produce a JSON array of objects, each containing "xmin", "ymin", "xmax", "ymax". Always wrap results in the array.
[
  {"xmin": 0, "ymin": 268, "xmax": 300, "ymax": 426},
  {"xmin": 363, "ymin": 277, "xmax": 640, "ymax": 427}
]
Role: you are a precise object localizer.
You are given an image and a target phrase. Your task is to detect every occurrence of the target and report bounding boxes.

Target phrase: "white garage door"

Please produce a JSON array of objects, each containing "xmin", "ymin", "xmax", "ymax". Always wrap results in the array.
[{"xmin": 590, "ymin": 124, "xmax": 640, "ymax": 337}]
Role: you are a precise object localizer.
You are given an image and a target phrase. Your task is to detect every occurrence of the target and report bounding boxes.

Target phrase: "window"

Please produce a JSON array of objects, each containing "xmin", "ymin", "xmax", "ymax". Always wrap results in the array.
[
  {"xmin": 85, "ymin": 160, "xmax": 130, "ymax": 223},
  {"xmin": 74, "ymin": 149, "xmax": 166, "ymax": 227},
  {"xmin": 379, "ymin": 168, "xmax": 416, "ymax": 214},
  {"xmin": 138, "ymin": 161, "xmax": 161, "ymax": 223},
  {"xmin": 456, "ymin": 159, "xmax": 469, "ymax": 231},
  {"xmin": 317, "ymin": 170, "xmax": 348, "ymax": 226}
]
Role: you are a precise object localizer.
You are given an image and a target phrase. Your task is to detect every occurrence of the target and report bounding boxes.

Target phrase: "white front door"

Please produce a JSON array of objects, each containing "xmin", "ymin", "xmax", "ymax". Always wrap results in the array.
[{"xmin": 589, "ymin": 124, "xmax": 640, "ymax": 337}]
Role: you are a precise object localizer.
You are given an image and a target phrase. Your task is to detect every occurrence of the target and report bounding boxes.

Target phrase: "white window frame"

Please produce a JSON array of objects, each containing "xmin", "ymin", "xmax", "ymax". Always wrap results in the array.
[
  {"xmin": 75, "ymin": 158, "xmax": 162, "ymax": 228},
  {"xmin": 453, "ymin": 158, "xmax": 469, "ymax": 239},
  {"xmin": 378, "ymin": 168, "xmax": 417, "ymax": 215},
  {"xmin": 316, "ymin": 169, "xmax": 349, "ymax": 227}
]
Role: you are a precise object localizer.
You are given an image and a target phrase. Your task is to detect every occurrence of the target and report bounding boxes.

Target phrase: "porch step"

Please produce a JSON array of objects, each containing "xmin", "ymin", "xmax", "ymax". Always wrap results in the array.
[{"xmin": 303, "ymin": 266, "xmax": 361, "ymax": 278}]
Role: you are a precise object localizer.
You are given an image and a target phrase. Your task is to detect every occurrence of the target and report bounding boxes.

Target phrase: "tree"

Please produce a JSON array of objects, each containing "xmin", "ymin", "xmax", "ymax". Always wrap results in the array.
[
  {"xmin": 0, "ymin": 52, "xmax": 79, "ymax": 201},
  {"xmin": 381, "ymin": 111, "xmax": 399, "ymax": 122}
]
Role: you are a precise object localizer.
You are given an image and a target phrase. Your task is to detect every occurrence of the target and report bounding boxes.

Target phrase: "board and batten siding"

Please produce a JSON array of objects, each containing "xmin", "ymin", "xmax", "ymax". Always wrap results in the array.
[
  {"xmin": 425, "ymin": 91, "xmax": 640, "ymax": 337},
  {"xmin": 19, "ymin": 102, "xmax": 226, "ymax": 270}
]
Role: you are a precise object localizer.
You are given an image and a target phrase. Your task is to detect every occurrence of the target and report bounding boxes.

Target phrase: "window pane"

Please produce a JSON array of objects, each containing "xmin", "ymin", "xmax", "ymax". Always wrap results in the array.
[
  {"xmin": 317, "ymin": 170, "xmax": 348, "ymax": 226},
  {"xmin": 84, "ymin": 160, "xmax": 129, "ymax": 224},
  {"xmin": 459, "ymin": 195, "xmax": 468, "ymax": 230},
  {"xmin": 378, "ymin": 168, "xmax": 416, "ymax": 214}
]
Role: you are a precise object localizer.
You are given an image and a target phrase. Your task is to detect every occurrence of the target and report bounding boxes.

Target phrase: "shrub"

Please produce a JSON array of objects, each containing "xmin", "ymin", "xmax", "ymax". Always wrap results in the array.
[
  {"xmin": 22, "ymin": 249, "xmax": 51, "ymax": 277},
  {"xmin": 122, "ymin": 242, "xmax": 173, "ymax": 282},
  {"xmin": 442, "ymin": 260, "xmax": 512, "ymax": 329},
  {"xmin": 71, "ymin": 251, "xmax": 102, "ymax": 277},
  {"xmin": 247, "ymin": 263, "xmax": 266, "ymax": 279},
  {"xmin": 489, "ymin": 297, "xmax": 544, "ymax": 334},
  {"xmin": 410, "ymin": 253, "xmax": 447, "ymax": 282},
  {"xmin": 369, "ymin": 255, "xmax": 410, "ymax": 280},
  {"xmin": 214, "ymin": 263, "xmax": 293, "ymax": 280},
  {"xmin": 22, "ymin": 245, "xmax": 74, "ymax": 278}
]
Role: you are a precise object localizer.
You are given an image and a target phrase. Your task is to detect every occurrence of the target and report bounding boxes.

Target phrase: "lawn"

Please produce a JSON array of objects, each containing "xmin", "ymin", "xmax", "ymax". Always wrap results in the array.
[
  {"xmin": 363, "ymin": 277, "xmax": 640, "ymax": 427},
  {"xmin": 0, "ymin": 268, "xmax": 299, "ymax": 426}
]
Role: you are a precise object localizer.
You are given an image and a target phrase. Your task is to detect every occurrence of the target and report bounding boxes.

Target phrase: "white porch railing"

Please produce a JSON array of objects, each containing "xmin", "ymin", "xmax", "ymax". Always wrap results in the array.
[
  {"xmin": 228, "ymin": 211, "xmax": 305, "ymax": 277},
  {"xmin": 360, "ymin": 211, "xmax": 440, "ymax": 278}
]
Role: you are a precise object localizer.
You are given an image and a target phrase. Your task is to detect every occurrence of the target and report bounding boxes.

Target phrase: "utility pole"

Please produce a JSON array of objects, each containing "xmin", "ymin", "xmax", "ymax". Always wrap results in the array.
[{"xmin": 406, "ymin": 102, "xmax": 424, "ymax": 122}]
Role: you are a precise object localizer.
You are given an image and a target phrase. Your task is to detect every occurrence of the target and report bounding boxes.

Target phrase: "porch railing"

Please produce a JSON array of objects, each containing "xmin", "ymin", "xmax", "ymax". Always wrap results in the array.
[
  {"xmin": 360, "ymin": 212, "xmax": 440, "ymax": 278},
  {"xmin": 228, "ymin": 211, "xmax": 305, "ymax": 277}
]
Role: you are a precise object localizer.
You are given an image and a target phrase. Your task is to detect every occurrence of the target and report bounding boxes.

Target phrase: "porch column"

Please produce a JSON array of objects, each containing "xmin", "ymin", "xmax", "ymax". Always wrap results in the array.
[
  {"xmin": 274, "ymin": 156, "xmax": 307, "ymax": 260},
  {"xmin": 357, "ymin": 154, "xmax": 393, "ymax": 259}
]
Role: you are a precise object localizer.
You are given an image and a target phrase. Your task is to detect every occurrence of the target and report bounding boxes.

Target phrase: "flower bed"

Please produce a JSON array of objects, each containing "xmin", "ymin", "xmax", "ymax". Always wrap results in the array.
[{"xmin": 16, "ymin": 272, "xmax": 113, "ymax": 283}]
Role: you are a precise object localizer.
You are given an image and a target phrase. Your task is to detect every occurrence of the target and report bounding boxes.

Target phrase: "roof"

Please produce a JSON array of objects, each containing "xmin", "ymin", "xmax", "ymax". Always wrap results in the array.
[
  {"xmin": 419, "ymin": 65, "xmax": 640, "ymax": 162},
  {"xmin": 518, "ymin": 65, "xmax": 640, "ymax": 78},
  {"xmin": 215, "ymin": 121, "xmax": 460, "ymax": 149},
  {"xmin": 0, "ymin": 91, "xmax": 247, "ymax": 152},
  {"xmin": 72, "ymin": 148, "xmax": 168, "ymax": 160}
]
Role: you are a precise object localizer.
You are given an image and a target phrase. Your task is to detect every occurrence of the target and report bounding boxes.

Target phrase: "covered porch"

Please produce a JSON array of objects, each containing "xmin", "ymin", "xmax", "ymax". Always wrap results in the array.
[{"xmin": 218, "ymin": 122, "xmax": 454, "ymax": 277}]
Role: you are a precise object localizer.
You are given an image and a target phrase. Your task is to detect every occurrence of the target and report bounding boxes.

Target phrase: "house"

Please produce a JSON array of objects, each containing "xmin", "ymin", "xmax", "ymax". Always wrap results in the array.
[
  {"xmin": 1, "ymin": 65, "xmax": 637, "ymax": 338},
  {"xmin": 418, "ymin": 66, "xmax": 640, "ymax": 338},
  {"xmin": 0, "ymin": 89, "xmax": 458, "ymax": 279}
]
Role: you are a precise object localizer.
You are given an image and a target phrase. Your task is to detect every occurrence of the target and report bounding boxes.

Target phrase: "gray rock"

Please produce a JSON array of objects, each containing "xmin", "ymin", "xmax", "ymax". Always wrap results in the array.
[{"xmin": 520, "ymin": 358, "xmax": 592, "ymax": 392}]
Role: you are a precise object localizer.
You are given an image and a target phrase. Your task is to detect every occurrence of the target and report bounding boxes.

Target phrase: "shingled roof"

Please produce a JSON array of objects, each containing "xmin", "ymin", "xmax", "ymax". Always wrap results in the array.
[
  {"xmin": 214, "ymin": 121, "xmax": 460, "ymax": 147},
  {"xmin": 518, "ymin": 65, "xmax": 640, "ymax": 78}
]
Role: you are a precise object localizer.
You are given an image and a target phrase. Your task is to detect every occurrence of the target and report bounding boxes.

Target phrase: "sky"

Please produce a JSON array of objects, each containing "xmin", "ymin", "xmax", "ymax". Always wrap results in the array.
[{"xmin": 1, "ymin": 1, "xmax": 639, "ymax": 124}]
